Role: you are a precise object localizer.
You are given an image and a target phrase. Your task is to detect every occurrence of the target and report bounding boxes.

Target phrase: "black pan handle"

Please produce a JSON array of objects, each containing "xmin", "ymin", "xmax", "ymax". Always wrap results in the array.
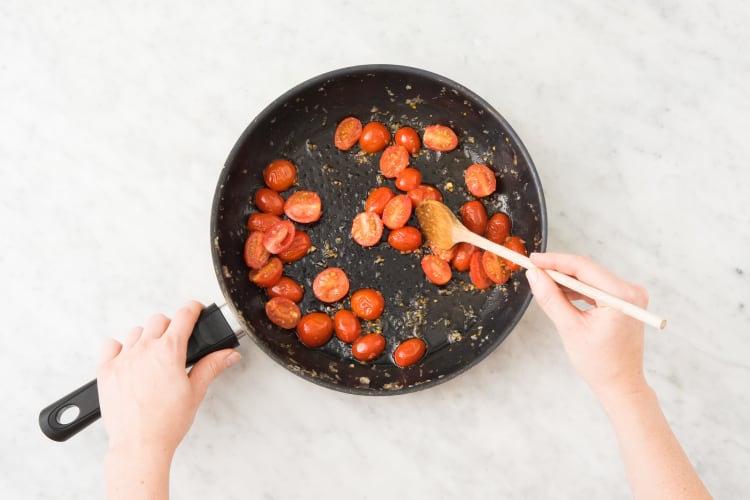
[{"xmin": 39, "ymin": 303, "xmax": 243, "ymax": 442}]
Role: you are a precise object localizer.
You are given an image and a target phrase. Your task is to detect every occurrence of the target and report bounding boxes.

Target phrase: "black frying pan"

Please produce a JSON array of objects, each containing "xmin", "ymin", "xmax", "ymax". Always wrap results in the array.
[{"xmin": 39, "ymin": 65, "xmax": 546, "ymax": 441}]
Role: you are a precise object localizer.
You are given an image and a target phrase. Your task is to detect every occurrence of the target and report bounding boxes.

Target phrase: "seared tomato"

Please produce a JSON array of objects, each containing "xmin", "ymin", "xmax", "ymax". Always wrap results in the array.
[
  {"xmin": 267, "ymin": 276, "xmax": 304, "ymax": 303},
  {"xmin": 393, "ymin": 338, "xmax": 426, "ymax": 367},
  {"xmin": 485, "ymin": 213, "xmax": 511, "ymax": 244},
  {"xmin": 394, "ymin": 167, "xmax": 422, "ymax": 192},
  {"xmin": 452, "ymin": 242, "xmax": 477, "ymax": 272},
  {"xmin": 469, "ymin": 251, "xmax": 492, "ymax": 290},
  {"xmin": 263, "ymin": 159, "xmax": 297, "ymax": 192},
  {"xmin": 263, "ymin": 220, "xmax": 296, "ymax": 254},
  {"xmin": 503, "ymin": 236, "xmax": 527, "ymax": 272},
  {"xmin": 407, "ymin": 184, "xmax": 442, "ymax": 207},
  {"xmin": 387, "ymin": 226, "xmax": 422, "ymax": 252},
  {"xmin": 428, "ymin": 241, "xmax": 457, "ymax": 262},
  {"xmin": 365, "ymin": 186, "xmax": 395, "ymax": 214},
  {"xmin": 247, "ymin": 213, "xmax": 281, "ymax": 233},
  {"xmin": 352, "ymin": 333, "xmax": 386, "ymax": 362},
  {"xmin": 351, "ymin": 211, "xmax": 384, "ymax": 247},
  {"xmin": 358, "ymin": 121, "xmax": 390, "ymax": 153},
  {"xmin": 296, "ymin": 312, "xmax": 333, "ymax": 347},
  {"xmin": 243, "ymin": 231, "xmax": 270, "ymax": 270},
  {"xmin": 423, "ymin": 124, "xmax": 458, "ymax": 152},
  {"xmin": 278, "ymin": 230, "xmax": 311, "ymax": 263},
  {"xmin": 334, "ymin": 117, "xmax": 363, "ymax": 151},
  {"xmin": 249, "ymin": 257, "xmax": 283, "ymax": 288},
  {"xmin": 465, "ymin": 164, "xmax": 496, "ymax": 198},
  {"xmin": 379, "ymin": 144, "xmax": 409, "ymax": 178},
  {"xmin": 421, "ymin": 254, "xmax": 452, "ymax": 285},
  {"xmin": 394, "ymin": 126, "xmax": 421, "ymax": 154},
  {"xmin": 254, "ymin": 188, "xmax": 285, "ymax": 215},
  {"xmin": 265, "ymin": 297, "xmax": 301, "ymax": 329},
  {"xmin": 350, "ymin": 288, "xmax": 385, "ymax": 321},
  {"xmin": 460, "ymin": 200, "xmax": 488, "ymax": 235},
  {"xmin": 284, "ymin": 190, "xmax": 322, "ymax": 223},
  {"xmin": 312, "ymin": 267, "xmax": 350, "ymax": 303},
  {"xmin": 381, "ymin": 194, "xmax": 412, "ymax": 229},
  {"xmin": 333, "ymin": 309, "xmax": 361, "ymax": 343},
  {"xmin": 481, "ymin": 251, "xmax": 511, "ymax": 284}
]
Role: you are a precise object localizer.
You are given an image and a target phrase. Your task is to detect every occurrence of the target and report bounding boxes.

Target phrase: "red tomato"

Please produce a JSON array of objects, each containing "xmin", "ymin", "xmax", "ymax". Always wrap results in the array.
[
  {"xmin": 352, "ymin": 333, "xmax": 386, "ymax": 362},
  {"xmin": 265, "ymin": 297, "xmax": 301, "ymax": 329},
  {"xmin": 312, "ymin": 267, "xmax": 350, "ymax": 303},
  {"xmin": 379, "ymin": 144, "xmax": 409, "ymax": 178},
  {"xmin": 267, "ymin": 276, "xmax": 304, "ymax": 303},
  {"xmin": 358, "ymin": 121, "xmax": 390, "ymax": 153},
  {"xmin": 284, "ymin": 190, "xmax": 322, "ymax": 223},
  {"xmin": 334, "ymin": 117, "xmax": 363, "ymax": 151},
  {"xmin": 382, "ymin": 194, "xmax": 412, "ymax": 229},
  {"xmin": 423, "ymin": 124, "xmax": 458, "ymax": 152},
  {"xmin": 428, "ymin": 241, "xmax": 457, "ymax": 262},
  {"xmin": 350, "ymin": 288, "xmax": 385, "ymax": 320},
  {"xmin": 421, "ymin": 254, "xmax": 452, "ymax": 285},
  {"xmin": 263, "ymin": 220, "xmax": 296, "ymax": 254},
  {"xmin": 481, "ymin": 251, "xmax": 511, "ymax": 284},
  {"xmin": 452, "ymin": 242, "xmax": 477, "ymax": 272},
  {"xmin": 351, "ymin": 211, "xmax": 384, "ymax": 247},
  {"xmin": 503, "ymin": 236, "xmax": 527, "ymax": 272},
  {"xmin": 296, "ymin": 312, "xmax": 333, "ymax": 347},
  {"xmin": 465, "ymin": 164, "xmax": 496, "ymax": 198},
  {"xmin": 278, "ymin": 230, "xmax": 311, "ymax": 263},
  {"xmin": 469, "ymin": 252, "xmax": 493, "ymax": 290},
  {"xmin": 394, "ymin": 167, "xmax": 422, "ymax": 192},
  {"xmin": 333, "ymin": 309, "xmax": 361, "ymax": 343},
  {"xmin": 485, "ymin": 213, "xmax": 511, "ymax": 244},
  {"xmin": 263, "ymin": 159, "xmax": 297, "ymax": 192},
  {"xmin": 255, "ymin": 188, "xmax": 285, "ymax": 215},
  {"xmin": 394, "ymin": 126, "xmax": 421, "ymax": 154},
  {"xmin": 243, "ymin": 231, "xmax": 270, "ymax": 270},
  {"xmin": 393, "ymin": 338, "xmax": 426, "ymax": 367},
  {"xmin": 365, "ymin": 186, "xmax": 395, "ymax": 214},
  {"xmin": 247, "ymin": 213, "xmax": 281, "ymax": 233},
  {"xmin": 387, "ymin": 226, "xmax": 422, "ymax": 252},
  {"xmin": 249, "ymin": 257, "xmax": 283, "ymax": 288},
  {"xmin": 460, "ymin": 200, "xmax": 488, "ymax": 235},
  {"xmin": 407, "ymin": 184, "xmax": 443, "ymax": 208}
]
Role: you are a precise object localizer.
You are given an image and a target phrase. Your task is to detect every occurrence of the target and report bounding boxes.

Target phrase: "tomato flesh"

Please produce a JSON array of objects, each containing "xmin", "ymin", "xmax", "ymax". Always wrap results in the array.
[
  {"xmin": 249, "ymin": 257, "xmax": 283, "ymax": 288},
  {"xmin": 278, "ymin": 230, "xmax": 311, "ymax": 263},
  {"xmin": 469, "ymin": 251, "xmax": 493, "ymax": 290},
  {"xmin": 423, "ymin": 125, "xmax": 458, "ymax": 152},
  {"xmin": 503, "ymin": 236, "xmax": 527, "ymax": 272},
  {"xmin": 247, "ymin": 213, "xmax": 282, "ymax": 233},
  {"xmin": 267, "ymin": 276, "xmax": 304, "ymax": 303},
  {"xmin": 351, "ymin": 212, "xmax": 384, "ymax": 247},
  {"xmin": 284, "ymin": 190, "xmax": 322, "ymax": 223},
  {"xmin": 379, "ymin": 144, "xmax": 409, "ymax": 178},
  {"xmin": 465, "ymin": 164, "xmax": 496, "ymax": 198},
  {"xmin": 334, "ymin": 117, "xmax": 363, "ymax": 151},
  {"xmin": 481, "ymin": 251, "xmax": 511, "ymax": 284},
  {"xmin": 407, "ymin": 184, "xmax": 442, "ymax": 208},
  {"xmin": 381, "ymin": 194, "xmax": 412, "ymax": 230},
  {"xmin": 263, "ymin": 220, "xmax": 296, "ymax": 254},
  {"xmin": 244, "ymin": 231, "xmax": 270, "ymax": 270},
  {"xmin": 421, "ymin": 254, "xmax": 452, "ymax": 285},
  {"xmin": 265, "ymin": 297, "xmax": 301, "ymax": 329},
  {"xmin": 312, "ymin": 267, "xmax": 350, "ymax": 303}
]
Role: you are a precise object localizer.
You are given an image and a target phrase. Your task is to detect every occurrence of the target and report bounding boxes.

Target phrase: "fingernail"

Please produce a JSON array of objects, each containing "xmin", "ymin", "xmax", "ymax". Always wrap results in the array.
[
  {"xmin": 526, "ymin": 268, "xmax": 538, "ymax": 286},
  {"xmin": 225, "ymin": 351, "xmax": 241, "ymax": 367}
]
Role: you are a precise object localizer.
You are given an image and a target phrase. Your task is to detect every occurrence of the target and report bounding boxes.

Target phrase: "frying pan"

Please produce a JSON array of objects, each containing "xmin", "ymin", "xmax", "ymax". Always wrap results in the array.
[{"xmin": 39, "ymin": 64, "xmax": 547, "ymax": 441}]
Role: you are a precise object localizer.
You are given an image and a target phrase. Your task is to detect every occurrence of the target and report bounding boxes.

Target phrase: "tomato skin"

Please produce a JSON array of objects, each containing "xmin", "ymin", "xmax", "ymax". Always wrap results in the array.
[
  {"xmin": 452, "ymin": 242, "xmax": 477, "ymax": 272},
  {"xmin": 263, "ymin": 220, "xmax": 296, "ymax": 254},
  {"xmin": 267, "ymin": 276, "xmax": 304, "ymax": 303},
  {"xmin": 351, "ymin": 211, "xmax": 384, "ymax": 247},
  {"xmin": 284, "ymin": 190, "xmax": 322, "ymax": 224},
  {"xmin": 428, "ymin": 241, "xmax": 457, "ymax": 262},
  {"xmin": 465, "ymin": 164, "xmax": 497, "ymax": 198},
  {"xmin": 249, "ymin": 257, "xmax": 283, "ymax": 288},
  {"xmin": 265, "ymin": 297, "xmax": 301, "ymax": 329},
  {"xmin": 393, "ymin": 338, "xmax": 426, "ymax": 367},
  {"xmin": 407, "ymin": 184, "xmax": 443, "ymax": 208},
  {"xmin": 421, "ymin": 254, "xmax": 452, "ymax": 285},
  {"xmin": 244, "ymin": 231, "xmax": 270, "ymax": 270},
  {"xmin": 387, "ymin": 226, "xmax": 422, "ymax": 252},
  {"xmin": 381, "ymin": 194, "xmax": 413, "ymax": 230},
  {"xmin": 481, "ymin": 251, "xmax": 511, "ymax": 284},
  {"xmin": 394, "ymin": 126, "xmax": 421, "ymax": 154},
  {"xmin": 469, "ymin": 251, "xmax": 493, "ymax": 290},
  {"xmin": 485, "ymin": 213, "xmax": 511, "ymax": 244},
  {"xmin": 365, "ymin": 186, "xmax": 395, "ymax": 215},
  {"xmin": 503, "ymin": 236, "xmax": 527, "ymax": 272},
  {"xmin": 278, "ymin": 230, "xmax": 311, "ymax": 263},
  {"xmin": 333, "ymin": 309, "xmax": 361, "ymax": 343},
  {"xmin": 312, "ymin": 267, "xmax": 350, "ymax": 303},
  {"xmin": 460, "ymin": 200, "xmax": 488, "ymax": 235},
  {"xmin": 423, "ymin": 124, "xmax": 458, "ymax": 152},
  {"xmin": 263, "ymin": 159, "xmax": 297, "ymax": 192},
  {"xmin": 255, "ymin": 188, "xmax": 285, "ymax": 215},
  {"xmin": 358, "ymin": 122, "xmax": 391, "ymax": 153},
  {"xmin": 334, "ymin": 117, "xmax": 363, "ymax": 151},
  {"xmin": 247, "ymin": 213, "xmax": 282, "ymax": 233},
  {"xmin": 296, "ymin": 312, "xmax": 333, "ymax": 348},
  {"xmin": 394, "ymin": 167, "xmax": 422, "ymax": 192},
  {"xmin": 350, "ymin": 288, "xmax": 385, "ymax": 321},
  {"xmin": 352, "ymin": 333, "xmax": 386, "ymax": 362},
  {"xmin": 379, "ymin": 144, "xmax": 410, "ymax": 178}
]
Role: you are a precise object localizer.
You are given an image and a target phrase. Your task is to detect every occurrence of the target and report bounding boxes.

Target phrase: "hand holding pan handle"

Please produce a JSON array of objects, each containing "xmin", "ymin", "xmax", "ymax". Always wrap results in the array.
[{"xmin": 38, "ymin": 303, "xmax": 245, "ymax": 442}]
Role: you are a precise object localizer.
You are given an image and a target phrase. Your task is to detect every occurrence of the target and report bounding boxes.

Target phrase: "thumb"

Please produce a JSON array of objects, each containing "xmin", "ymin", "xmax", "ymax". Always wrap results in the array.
[
  {"xmin": 188, "ymin": 349, "xmax": 241, "ymax": 399},
  {"xmin": 526, "ymin": 267, "xmax": 582, "ymax": 332}
]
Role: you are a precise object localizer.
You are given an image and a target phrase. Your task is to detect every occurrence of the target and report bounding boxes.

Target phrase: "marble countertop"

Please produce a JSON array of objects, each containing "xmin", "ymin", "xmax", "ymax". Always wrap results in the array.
[{"xmin": 2, "ymin": 1, "xmax": 748, "ymax": 498}]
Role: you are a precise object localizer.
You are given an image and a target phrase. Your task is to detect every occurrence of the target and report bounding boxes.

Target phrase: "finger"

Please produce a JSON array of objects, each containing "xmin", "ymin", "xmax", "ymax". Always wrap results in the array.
[
  {"xmin": 526, "ymin": 267, "xmax": 584, "ymax": 333},
  {"xmin": 188, "ymin": 349, "xmax": 241, "ymax": 400},
  {"xmin": 142, "ymin": 313, "xmax": 171, "ymax": 339},
  {"xmin": 163, "ymin": 301, "xmax": 204, "ymax": 353},
  {"xmin": 122, "ymin": 326, "xmax": 144, "ymax": 350},
  {"xmin": 99, "ymin": 338, "xmax": 122, "ymax": 367}
]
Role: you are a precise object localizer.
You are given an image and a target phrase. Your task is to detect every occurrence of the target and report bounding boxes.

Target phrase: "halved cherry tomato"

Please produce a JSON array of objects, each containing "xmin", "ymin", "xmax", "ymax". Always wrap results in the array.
[
  {"xmin": 452, "ymin": 242, "xmax": 477, "ymax": 272},
  {"xmin": 465, "ymin": 164, "xmax": 496, "ymax": 198},
  {"xmin": 387, "ymin": 226, "xmax": 422, "ymax": 252},
  {"xmin": 393, "ymin": 338, "xmax": 426, "ymax": 367},
  {"xmin": 423, "ymin": 124, "xmax": 458, "ymax": 152},
  {"xmin": 394, "ymin": 167, "xmax": 422, "ymax": 192},
  {"xmin": 267, "ymin": 276, "xmax": 304, "ymax": 303},
  {"xmin": 503, "ymin": 236, "xmax": 527, "ymax": 272},
  {"xmin": 381, "ymin": 194, "xmax": 412, "ymax": 229},
  {"xmin": 296, "ymin": 312, "xmax": 333, "ymax": 348},
  {"xmin": 249, "ymin": 257, "xmax": 283, "ymax": 288},
  {"xmin": 351, "ymin": 211, "xmax": 384, "ymax": 247},
  {"xmin": 278, "ymin": 230, "xmax": 311, "ymax": 263},
  {"xmin": 481, "ymin": 251, "xmax": 511, "ymax": 284},
  {"xmin": 334, "ymin": 117, "xmax": 363, "ymax": 151},
  {"xmin": 469, "ymin": 251, "xmax": 493, "ymax": 290},
  {"xmin": 352, "ymin": 333, "xmax": 386, "ymax": 362},
  {"xmin": 263, "ymin": 159, "xmax": 297, "ymax": 192},
  {"xmin": 379, "ymin": 144, "xmax": 409, "ymax": 178},
  {"xmin": 333, "ymin": 309, "xmax": 361, "ymax": 343},
  {"xmin": 460, "ymin": 200, "xmax": 488, "ymax": 235},
  {"xmin": 263, "ymin": 220, "xmax": 296, "ymax": 254},
  {"xmin": 284, "ymin": 190, "xmax": 322, "ymax": 223},
  {"xmin": 247, "ymin": 213, "xmax": 282, "ymax": 233},
  {"xmin": 421, "ymin": 254, "xmax": 452, "ymax": 285},
  {"xmin": 428, "ymin": 241, "xmax": 457, "ymax": 262},
  {"xmin": 485, "ymin": 213, "xmax": 511, "ymax": 244},
  {"xmin": 265, "ymin": 297, "xmax": 301, "ymax": 329},
  {"xmin": 350, "ymin": 288, "xmax": 385, "ymax": 320},
  {"xmin": 407, "ymin": 184, "xmax": 443, "ymax": 207},
  {"xmin": 312, "ymin": 267, "xmax": 350, "ymax": 303},
  {"xmin": 394, "ymin": 126, "xmax": 421, "ymax": 154},
  {"xmin": 365, "ymin": 186, "xmax": 395, "ymax": 214},
  {"xmin": 358, "ymin": 121, "xmax": 390, "ymax": 153},
  {"xmin": 255, "ymin": 188, "xmax": 285, "ymax": 215},
  {"xmin": 244, "ymin": 231, "xmax": 270, "ymax": 270}
]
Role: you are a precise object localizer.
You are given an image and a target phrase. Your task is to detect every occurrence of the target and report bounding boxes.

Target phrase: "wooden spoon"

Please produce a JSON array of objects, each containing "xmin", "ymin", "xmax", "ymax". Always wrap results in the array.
[{"xmin": 415, "ymin": 200, "xmax": 666, "ymax": 330}]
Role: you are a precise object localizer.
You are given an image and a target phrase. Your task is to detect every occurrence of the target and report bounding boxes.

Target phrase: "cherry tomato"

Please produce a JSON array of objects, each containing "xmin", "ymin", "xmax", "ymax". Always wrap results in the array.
[
  {"xmin": 460, "ymin": 200, "xmax": 488, "ymax": 235},
  {"xmin": 365, "ymin": 186, "xmax": 395, "ymax": 214},
  {"xmin": 352, "ymin": 333, "xmax": 386, "ymax": 362},
  {"xmin": 485, "ymin": 213, "xmax": 511, "ymax": 244},
  {"xmin": 247, "ymin": 213, "xmax": 282, "ymax": 233},
  {"xmin": 296, "ymin": 312, "xmax": 333, "ymax": 348},
  {"xmin": 263, "ymin": 159, "xmax": 297, "ymax": 192},
  {"xmin": 249, "ymin": 257, "xmax": 283, "ymax": 288},
  {"xmin": 243, "ymin": 231, "xmax": 270, "ymax": 270},
  {"xmin": 394, "ymin": 126, "xmax": 421, "ymax": 154},
  {"xmin": 394, "ymin": 167, "xmax": 422, "ymax": 192},
  {"xmin": 351, "ymin": 211, "xmax": 384, "ymax": 247},
  {"xmin": 407, "ymin": 184, "xmax": 443, "ymax": 208},
  {"xmin": 312, "ymin": 267, "xmax": 350, "ymax": 303},
  {"xmin": 387, "ymin": 226, "xmax": 422, "ymax": 252},
  {"xmin": 428, "ymin": 241, "xmax": 457, "ymax": 262},
  {"xmin": 358, "ymin": 121, "xmax": 390, "ymax": 153},
  {"xmin": 267, "ymin": 276, "xmax": 304, "ymax": 303},
  {"xmin": 379, "ymin": 144, "xmax": 409, "ymax": 178},
  {"xmin": 278, "ymin": 230, "xmax": 311, "ymax": 263},
  {"xmin": 469, "ymin": 251, "xmax": 493, "ymax": 290},
  {"xmin": 265, "ymin": 297, "xmax": 301, "ymax": 329},
  {"xmin": 465, "ymin": 164, "xmax": 496, "ymax": 198},
  {"xmin": 263, "ymin": 220, "xmax": 296, "ymax": 254},
  {"xmin": 503, "ymin": 236, "xmax": 527, "ymax": 272},
  {"xmin": 334, "ymin": 117, "xmax": 363, "ymax": 151},
  {"xmin": 284, "ymin": 190, "xmax": 322, "ymax": 223},
  {"xmin": 350, "ymin": 288, "xmax": 385, "ymax": 321},
  {"xmin": 423, "ymin": 124, "xmax": 458, "ymax": 152},
  {"xmin": 393, "ymin": 338, "xmax": 426, "ymax": 367},
  {"xmin": 452, "ymin": 242, "xmax": 477, "ymax": 272},
  {"xmin": 421, "ymin": 254, "xmax": 452, "ymax": 285},
  {"xmin": 255, "ymin": 188, "xmax": 285, "ymax": 215},
  {"xmin": 481, "ymin": 251, "xmax": 511, "ymax": 284},
  {"xmin": 381, "ymin": 194, "xmax": 412, "ymax": 229},
  {"xmin": 333, "ymin": 309, "xmax": 361, "ymax": 343}
]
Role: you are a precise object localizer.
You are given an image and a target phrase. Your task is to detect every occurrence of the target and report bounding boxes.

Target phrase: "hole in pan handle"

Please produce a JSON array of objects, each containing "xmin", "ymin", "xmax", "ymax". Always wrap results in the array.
[{"xmin": 38, "ymin": 303, "xmax": 244, "ymax": 442}]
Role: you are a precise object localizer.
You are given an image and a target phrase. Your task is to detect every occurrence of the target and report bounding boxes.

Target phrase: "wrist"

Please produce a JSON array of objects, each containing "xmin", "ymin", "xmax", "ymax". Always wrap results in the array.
[{"xmin": 591, "ymin": 376, "xmax": 652, "ymax": 411}]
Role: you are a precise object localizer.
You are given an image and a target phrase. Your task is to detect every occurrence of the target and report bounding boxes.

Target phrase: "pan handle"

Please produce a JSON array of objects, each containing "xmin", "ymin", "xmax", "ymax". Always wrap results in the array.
[{"xmin": 39, "ymin": 303, "xmax": 243, "ymax": 442}]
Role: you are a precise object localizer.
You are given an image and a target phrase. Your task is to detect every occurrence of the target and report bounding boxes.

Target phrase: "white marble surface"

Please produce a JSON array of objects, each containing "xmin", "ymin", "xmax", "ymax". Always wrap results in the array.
[{"xmin": 2, "ymin": 1, "xmax": 748, "ymax": 498}]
